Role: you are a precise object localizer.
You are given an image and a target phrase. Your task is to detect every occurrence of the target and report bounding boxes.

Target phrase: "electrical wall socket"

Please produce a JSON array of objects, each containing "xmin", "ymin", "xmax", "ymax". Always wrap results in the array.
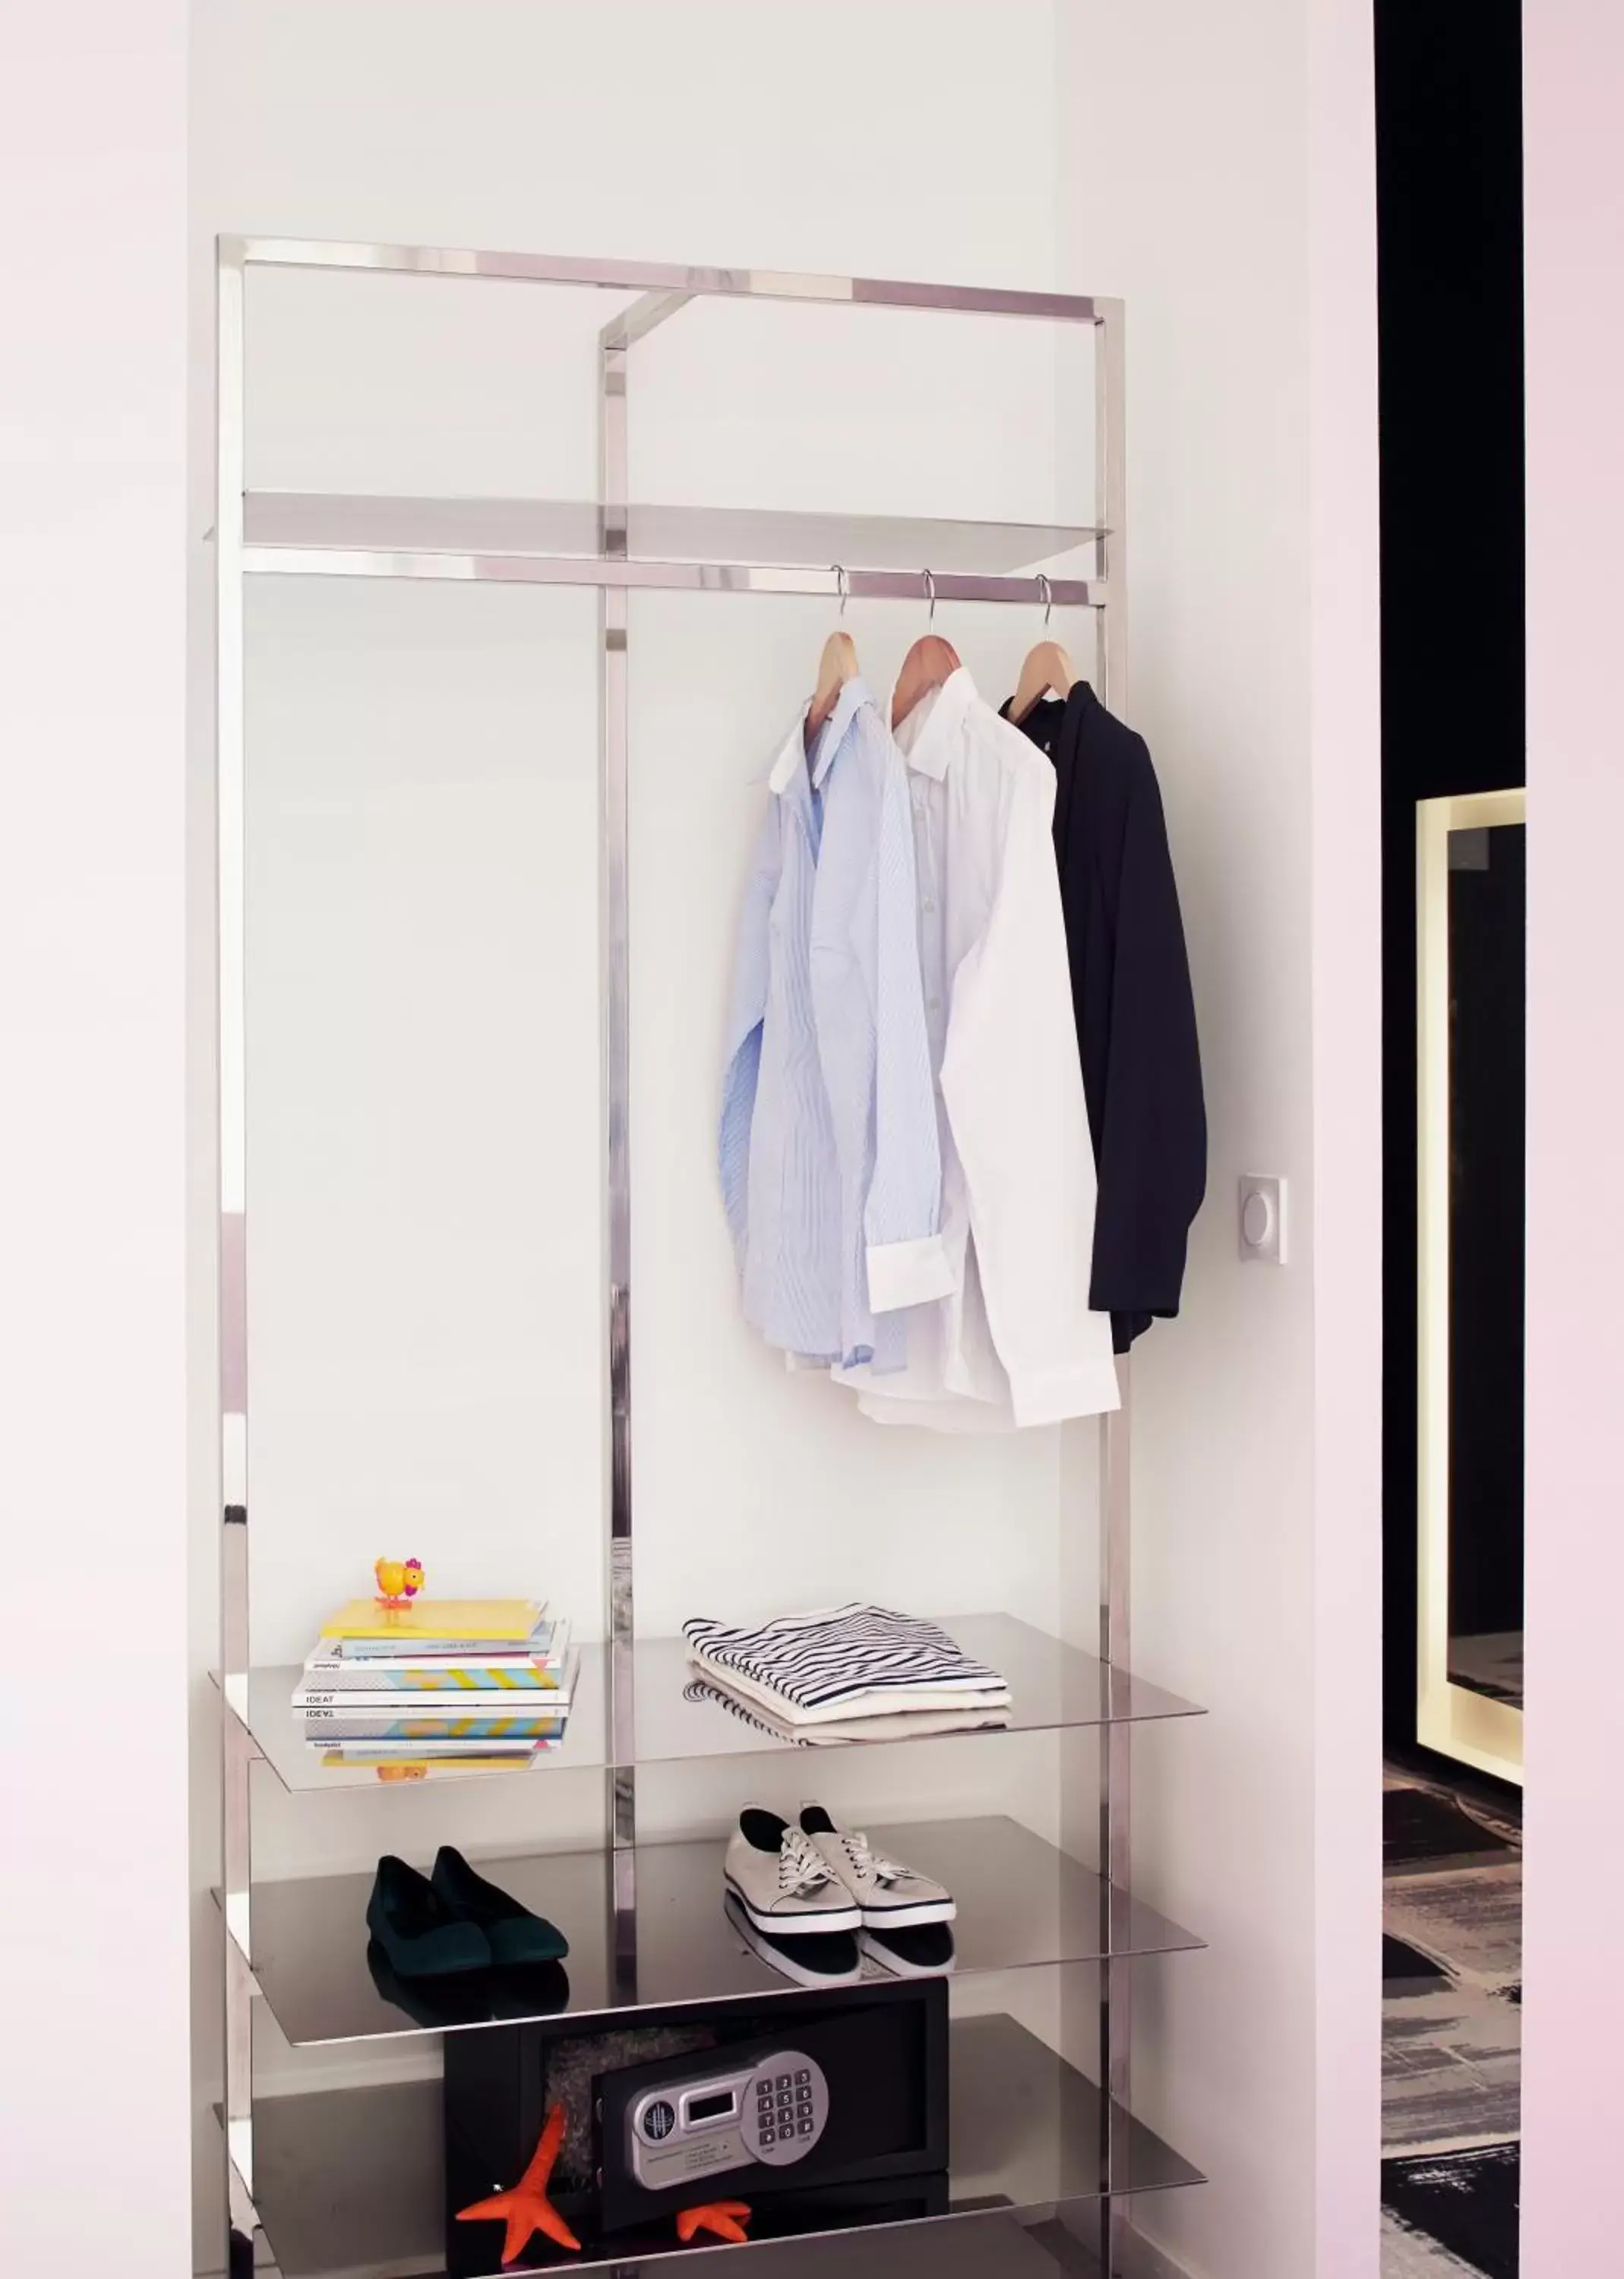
[{"xmin": 1238, "ymin": 1174, "xmax": 1287, "ymax": 1264}]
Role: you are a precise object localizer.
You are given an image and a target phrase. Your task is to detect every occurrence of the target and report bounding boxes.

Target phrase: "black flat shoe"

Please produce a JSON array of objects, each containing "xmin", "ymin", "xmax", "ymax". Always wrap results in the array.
[
  {"xmin": 366, "ymin": 1939, "xmax": 495, "ymax": 2029},
  {"xmin": 431, "ymin": 1846, "xmax": 570, "ymax": 1968},
  {"xmin": 488, "ymin": 1958, "xmax": 572, "ymax": 2020},
  {"xmin": 367, "ymin": 1854, "xmax": 490, "ymax": 1978}
]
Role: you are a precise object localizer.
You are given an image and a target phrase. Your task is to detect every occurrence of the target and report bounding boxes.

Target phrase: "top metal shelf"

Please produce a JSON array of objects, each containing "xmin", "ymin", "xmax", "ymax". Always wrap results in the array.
[{"xmin": 237, "ymin": 495, "xmax": 1107, "ymax": 603}]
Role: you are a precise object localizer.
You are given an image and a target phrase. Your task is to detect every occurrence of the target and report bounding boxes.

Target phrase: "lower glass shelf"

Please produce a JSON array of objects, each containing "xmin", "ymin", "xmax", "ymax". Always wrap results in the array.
[
  {"xmin": 238, "ymin": 2200, "xmax": 1100, "ymax": 2279},
  {"xmin": 246, "ymin": 2012, "xmax": 1202, "ymax": 2278},
  {"xmin": 235, "ymin": 1817, "xmax": 1202, "ymax": 2049}
]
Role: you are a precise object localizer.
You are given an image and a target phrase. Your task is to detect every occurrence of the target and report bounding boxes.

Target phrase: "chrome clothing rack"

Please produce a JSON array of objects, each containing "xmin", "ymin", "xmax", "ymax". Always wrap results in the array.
[{"xmin": 213, "ymin": 235, "xmax": 1192, "ymax": 2279}]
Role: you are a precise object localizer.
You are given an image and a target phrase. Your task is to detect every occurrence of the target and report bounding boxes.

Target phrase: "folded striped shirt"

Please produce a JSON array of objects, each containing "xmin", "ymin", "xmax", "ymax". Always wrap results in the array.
[
  {"xmin": 681, "ymin": 1604, "xmax": 1010, "ymax": 1727},
  {"xmin": 684, "ymin": 1675, "xmax": 1013, "ymax": 1746}
]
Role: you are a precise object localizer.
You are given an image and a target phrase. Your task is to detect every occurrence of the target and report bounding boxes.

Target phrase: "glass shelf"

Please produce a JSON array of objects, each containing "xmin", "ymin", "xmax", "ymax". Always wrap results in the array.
[
  {"xmin": 239, "ymin": 2201, "xmax": 1088, "ymax": 2279},
  {"xmin": 240, "ymin": 493, "xmax": 1102, "ymax": 577},
  {"xmin": 234, "ymin": 1815, "xmax": 1202, "ymax": 2049},
  {"xmin": 223, "ymin": 1616, "xmax": 1203, "ymax": 1795},
  {"xmin": 245, "ymin": 2012, "xmax": 1202, "ymax": 2278},
  {"xmin": 633, "ymin": 1623, "xmax": 1202, "ymax": 1761}
]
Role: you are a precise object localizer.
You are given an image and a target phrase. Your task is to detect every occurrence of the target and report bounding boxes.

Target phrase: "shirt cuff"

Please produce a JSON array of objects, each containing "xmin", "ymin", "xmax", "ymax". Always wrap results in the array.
[
  {"xmin": 866, "ymin": 1232, "xmax": 957, "ymax": 1313},
  {"xmin": 1008, "ymin": 1355, "xmax": 1123, "ymax": 1428}
]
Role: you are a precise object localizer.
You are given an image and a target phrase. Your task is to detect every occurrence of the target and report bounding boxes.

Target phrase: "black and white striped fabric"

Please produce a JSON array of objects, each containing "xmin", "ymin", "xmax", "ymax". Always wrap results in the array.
[
  {"xmin": 683, "ymin": 1604, "xmax": 1010, "ymax": 1727},
  {"xmin": 684, "ymin": 1675, "xmax": 1012, "ymax": 1747}
]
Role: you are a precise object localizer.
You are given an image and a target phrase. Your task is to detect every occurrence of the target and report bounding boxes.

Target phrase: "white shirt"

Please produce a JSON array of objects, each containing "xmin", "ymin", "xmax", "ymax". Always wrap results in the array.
[{"xmin": 836, "ymin": 667, "xmax": 1120, "ymax": 1429}]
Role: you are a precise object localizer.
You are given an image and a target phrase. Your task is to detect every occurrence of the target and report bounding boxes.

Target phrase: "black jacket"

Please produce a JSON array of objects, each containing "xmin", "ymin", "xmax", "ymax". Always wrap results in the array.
[{"xmin": 1007, "ymin": 682, "xmax": 1205, "ymax": 1351}]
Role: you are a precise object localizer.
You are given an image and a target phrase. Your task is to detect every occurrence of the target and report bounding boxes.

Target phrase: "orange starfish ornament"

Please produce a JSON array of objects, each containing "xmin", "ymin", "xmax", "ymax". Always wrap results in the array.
[
  {"xmin": 675, "ymin": 2199, "xmax": 753, "ymax": 2246},
  {"xmin": 456, "ymin": 2101, "xmax": 581, "ymax": 2263}
]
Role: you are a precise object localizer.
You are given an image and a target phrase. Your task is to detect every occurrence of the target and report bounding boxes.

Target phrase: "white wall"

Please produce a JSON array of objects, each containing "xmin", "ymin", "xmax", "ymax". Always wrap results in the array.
[
  {"xmin": 1051, "ymin": 5, "xmax": 1382, "ymax": 2276},
  {"xmin": 1521, "ymin": 5, "xmax": 1624, "ymax": 2271},
  {"xmin": 1307, "ymin": 3, "xmax": 1384, "ymax": 2266},
  {"xmin": 190, "ymin": 6, "xmax": 1382, "ymax": 2277},
  {"xmin": 0, "ymin": 7, "xmax": 193, "ymax": 2277}
]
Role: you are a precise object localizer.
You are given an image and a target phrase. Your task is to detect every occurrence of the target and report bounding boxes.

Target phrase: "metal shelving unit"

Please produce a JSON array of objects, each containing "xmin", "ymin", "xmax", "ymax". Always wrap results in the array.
[{"xmin": 214, "ymin": 235, "xmax": 1199, "ymax": 2279}]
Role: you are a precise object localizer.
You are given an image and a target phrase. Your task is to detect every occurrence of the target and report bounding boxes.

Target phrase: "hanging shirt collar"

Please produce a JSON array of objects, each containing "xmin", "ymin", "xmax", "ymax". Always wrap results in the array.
[
  {"xmin": 767, "ymin": 676, "xmax": 874, "ymax": 796},
  {"xmin": 893, "ymin": 664, "xmax": 976, "ymax": 779}
]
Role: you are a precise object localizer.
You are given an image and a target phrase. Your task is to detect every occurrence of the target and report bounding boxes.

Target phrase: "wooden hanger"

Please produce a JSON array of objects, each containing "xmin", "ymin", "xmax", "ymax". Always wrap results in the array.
[
  {"xmin": 806, "ymin": 633, "xmax": 859, "ymax": 748},
  {"xmin": 1007, "ymin": 639, "xmax": 1075, "ymax": 727},
  {"xmin": 1007, "ymin": 576, "xmax": 1074, "ymax": 725},
  {"xmin": 805, "ymin": 570, "xmax": 860, "ymax": 751},
  {"xmin": 891, "ymin": 571, "xmax": 961, "ymax": 729}
]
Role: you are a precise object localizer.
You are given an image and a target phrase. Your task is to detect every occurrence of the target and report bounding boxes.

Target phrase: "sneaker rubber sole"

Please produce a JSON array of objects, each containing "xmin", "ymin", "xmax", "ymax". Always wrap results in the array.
[
  {"xmin": 857, "ymin": 1895, "xmax": 957, "ymax": 1930},
  {"xmin": 858, "ymin": 1922, "xmax": 957, "ymax": 1978},
  {"xmin": 724, "ymin": 1894, "xmax": 864, "ymax": 1987}
]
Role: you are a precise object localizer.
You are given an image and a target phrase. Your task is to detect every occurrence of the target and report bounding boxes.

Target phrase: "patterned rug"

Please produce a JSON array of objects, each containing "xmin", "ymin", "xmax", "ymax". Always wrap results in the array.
[{"xmin": 1381, "ymin": 1772, "xmax": 1521, "ymax": 2275}]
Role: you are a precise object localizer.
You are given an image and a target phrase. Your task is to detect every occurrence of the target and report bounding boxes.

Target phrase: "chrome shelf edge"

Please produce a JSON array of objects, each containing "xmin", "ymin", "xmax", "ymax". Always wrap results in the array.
[
  {"xmin": 239, "ymin": 546, "xmax": 1106, "ymax": 605},
  {"xmin": 224, "ymin": 235, "xmax": 1106, "ymax": 325},
  {"xmin": 209, "ymin": 1664, "xmax": 264, "ymax": 1756}
]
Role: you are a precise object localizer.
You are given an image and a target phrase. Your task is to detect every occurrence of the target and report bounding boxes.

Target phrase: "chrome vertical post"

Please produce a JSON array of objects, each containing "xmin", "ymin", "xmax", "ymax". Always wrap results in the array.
[
  {"xmin": 599, "ymin": 327, "xmax": 637, "ymax": 1999},
  {"xmin": 1098, "ymin": 1364, "xmax": 1133, "ymax": 2272},
  {"xmin": 1095, "ymin": 296, "xmax": 1131, "ymax": 2277},
  {"xmin": 216, "ymin": 235, "xmax": 257, "ymax": 2246},
  {"xmin": 1095, "ymin": 299, "xmax": 1127, "ymax": 713}
]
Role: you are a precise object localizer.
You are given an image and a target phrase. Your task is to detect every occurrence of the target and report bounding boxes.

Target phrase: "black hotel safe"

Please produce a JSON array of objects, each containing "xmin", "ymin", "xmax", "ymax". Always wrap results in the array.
[{"xmin": 444, "ymin": 1977, "xmax": 949, "ymax": 2270}]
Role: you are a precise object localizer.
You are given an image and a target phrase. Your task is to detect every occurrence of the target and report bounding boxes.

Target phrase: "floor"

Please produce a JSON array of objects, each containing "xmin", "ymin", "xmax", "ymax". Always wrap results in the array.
[{"xmin": 1380, "ymin": 1769, "xmax": 1522, "ymax": 2277}]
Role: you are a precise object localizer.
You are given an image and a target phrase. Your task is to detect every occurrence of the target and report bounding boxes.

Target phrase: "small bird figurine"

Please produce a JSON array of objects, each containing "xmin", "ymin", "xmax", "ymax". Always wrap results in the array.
[
  {"xmin": 457, "ymin": 2102, "xmax": 581, "ymax": 2262},
  {"xmin": 373, "ymin": 1557, "xmax": 425, "ymax": 1609},
  {"xmin": 374, "ymin": 1557, "xmax": 406, "ymax": 1603}
]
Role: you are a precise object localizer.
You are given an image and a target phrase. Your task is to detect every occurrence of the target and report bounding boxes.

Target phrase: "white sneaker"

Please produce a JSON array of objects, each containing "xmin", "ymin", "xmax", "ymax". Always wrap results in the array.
[
  {"xmin": 798, "ymin": 1805, "xmax": 956, "ymax": 1929},
  {"xmin": 724, "ymin": 1807, "xmax": 863, "ymax": 1935},
  {"xmin": 724, "ymin": 1894, "xmax": 864, "ymax": 1988}
]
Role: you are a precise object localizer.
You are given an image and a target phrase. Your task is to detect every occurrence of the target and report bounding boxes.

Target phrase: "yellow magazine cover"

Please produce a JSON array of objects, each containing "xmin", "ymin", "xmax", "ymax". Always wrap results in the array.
[{"xmin": 319, "ymin": 1596, "xmax": 543, "ymax": 1642}]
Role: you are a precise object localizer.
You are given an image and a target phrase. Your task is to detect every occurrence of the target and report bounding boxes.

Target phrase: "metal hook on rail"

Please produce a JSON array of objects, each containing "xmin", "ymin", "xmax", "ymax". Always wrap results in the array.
[
  {"xmin": 834, "ymin": 564, "xmax": 848, "ymax": 618},
  {"xmin": 1037, "ymin": 571, "xmax": 1054, "ymax": 627},
  {"xmin": 922, "ymin": 567, "xmax": 937, "ymax": 624}
]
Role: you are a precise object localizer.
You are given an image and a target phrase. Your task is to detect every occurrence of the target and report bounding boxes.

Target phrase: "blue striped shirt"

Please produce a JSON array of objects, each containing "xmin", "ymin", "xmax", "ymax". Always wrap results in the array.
[{"xmin": 720, "ymin": 680, "xmax": 953, "ymax": 1367}]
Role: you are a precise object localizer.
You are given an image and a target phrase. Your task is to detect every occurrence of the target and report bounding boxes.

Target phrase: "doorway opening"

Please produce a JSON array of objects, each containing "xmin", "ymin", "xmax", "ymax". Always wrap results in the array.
[{"xmin": 1376, "ymin": 3, "xmax": 1524, "ymax": 2272}]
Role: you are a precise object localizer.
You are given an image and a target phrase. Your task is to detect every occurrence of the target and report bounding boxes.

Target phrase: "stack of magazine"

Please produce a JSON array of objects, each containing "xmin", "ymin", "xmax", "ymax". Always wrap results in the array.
[{"xmin": 292, "ymin": 1598, "xmax": 576, "ymax": 1775}]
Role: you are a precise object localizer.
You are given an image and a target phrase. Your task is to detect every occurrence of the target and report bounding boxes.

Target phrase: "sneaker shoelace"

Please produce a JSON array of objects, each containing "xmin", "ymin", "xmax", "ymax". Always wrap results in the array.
[
  {"xmin": 777, "ymin": 1826, "xmax": 838, "ymax": 1898},
  {"xmin": 836, "ymin": 1829, "xmax": 908, "ymax": 1889}
]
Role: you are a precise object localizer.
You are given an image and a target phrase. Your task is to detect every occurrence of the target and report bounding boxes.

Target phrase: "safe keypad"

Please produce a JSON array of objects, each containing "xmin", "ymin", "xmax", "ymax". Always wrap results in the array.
[{"xmin": 750, "ymin": 2056, "xmax": 827, "ymax": 2160}]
